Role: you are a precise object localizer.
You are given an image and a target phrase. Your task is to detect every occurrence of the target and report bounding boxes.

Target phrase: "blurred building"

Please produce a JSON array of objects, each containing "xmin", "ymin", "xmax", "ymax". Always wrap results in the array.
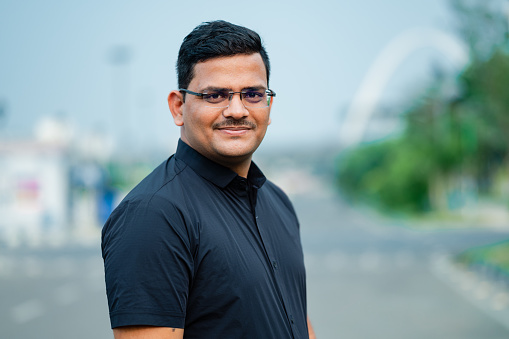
[
  {"xmin": 0, "ymin": 116, "xmax": 113, "ymax": 247},
  {"xmin": 0, "ymin": 141, "xmax": 69, "ymax": 246}
]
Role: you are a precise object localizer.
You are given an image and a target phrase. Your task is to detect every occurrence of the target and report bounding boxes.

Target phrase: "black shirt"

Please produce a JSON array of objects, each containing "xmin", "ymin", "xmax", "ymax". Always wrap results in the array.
[{"xmin": 102, "ymin": 139, "xmax": 308, "ymax": 338}]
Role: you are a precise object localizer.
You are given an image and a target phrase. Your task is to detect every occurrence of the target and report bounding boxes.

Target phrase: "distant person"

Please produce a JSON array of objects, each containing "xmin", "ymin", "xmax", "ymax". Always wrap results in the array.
[{"xmin": 102, "ymin": 20, "xmax": 316, "ymax": 339}]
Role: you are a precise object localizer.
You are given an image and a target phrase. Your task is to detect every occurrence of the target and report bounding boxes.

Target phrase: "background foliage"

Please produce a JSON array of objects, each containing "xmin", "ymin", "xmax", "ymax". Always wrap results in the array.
[{"xmin": 336, "ymin": 0, "xmax": 509, "ymax": 215}]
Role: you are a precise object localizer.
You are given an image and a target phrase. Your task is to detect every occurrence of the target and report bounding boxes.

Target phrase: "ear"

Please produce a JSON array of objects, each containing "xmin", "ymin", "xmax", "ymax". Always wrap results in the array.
[{"xmin": 168, "ymin": 90, "xmax": 185, "ymax": 126}]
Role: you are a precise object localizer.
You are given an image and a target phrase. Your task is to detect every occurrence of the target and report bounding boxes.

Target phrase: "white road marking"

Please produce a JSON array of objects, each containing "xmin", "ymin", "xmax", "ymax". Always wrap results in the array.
[
  {"xmin": 492, "ymin": 292, "xmax": 509, "ymax": 311},
  {"xmin": 430, "ymin": 255, "xmax": 509, "ymax": 332},
  {"xmin": 305, "ymin": 250, "xmax": 421, "ymax": 273},
  {"xmin": 474, "ymin": 281, "xmax": 493, "ymax": 301}
]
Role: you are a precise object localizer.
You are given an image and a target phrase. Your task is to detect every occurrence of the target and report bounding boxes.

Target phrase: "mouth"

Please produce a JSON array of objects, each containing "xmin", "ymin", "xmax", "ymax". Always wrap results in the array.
[
  {"xmin": 216, "ymin": 126, "xmax": 252, "ymax": 136},
  {"xmin": 213, "ymin": 120, "xmax": 256, "ymax": 135}
]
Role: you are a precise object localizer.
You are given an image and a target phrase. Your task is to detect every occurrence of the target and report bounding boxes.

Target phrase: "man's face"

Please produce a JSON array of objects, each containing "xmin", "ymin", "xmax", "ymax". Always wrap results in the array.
[{"xmin": 170, "ymin": 53, "xmax": 272, "ymax": 169}]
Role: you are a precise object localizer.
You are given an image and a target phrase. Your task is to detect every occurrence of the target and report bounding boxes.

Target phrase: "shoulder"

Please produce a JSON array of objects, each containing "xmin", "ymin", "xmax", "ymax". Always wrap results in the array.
[
  {"xmin": 102, "ymin": 156, "xmax": 194, "ymax": 246},
  {"xmin": 125, "ymin": 155, "xmax": 184, "ymax": 202},
  {"xmin": 117, "ymin": 155, "xmax": 196, "ymax": 214}
]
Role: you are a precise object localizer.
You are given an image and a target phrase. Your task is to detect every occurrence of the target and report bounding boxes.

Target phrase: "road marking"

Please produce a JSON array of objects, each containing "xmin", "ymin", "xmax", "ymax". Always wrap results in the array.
[
  {"xmin": 305, "ymin": 250, "xmax": 425, "ymax": 273},
  {"xmin": 11, "ymin": 299, "xmax": 45, "ymax": 324},
  {"xmin": 474, "ymin": 281, "xmax": 493, "ymax": 301},
  {"xmin": 493, "ymin": 292, "xmax": 509, "ymax": 311},
  {"xmin": 430, "ymin": 255, "xmax": 509, "ymax": 332}
]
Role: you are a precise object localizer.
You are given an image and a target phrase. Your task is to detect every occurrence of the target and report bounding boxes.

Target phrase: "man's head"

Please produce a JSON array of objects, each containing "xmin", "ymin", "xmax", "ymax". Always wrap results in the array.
[
  {"xmin": 176, "ymin": 20, "xmax": 270, "ymax": 90},
  {"xmin": 168, "ymin": 21, "xmax": 274, "ymax": 177}
]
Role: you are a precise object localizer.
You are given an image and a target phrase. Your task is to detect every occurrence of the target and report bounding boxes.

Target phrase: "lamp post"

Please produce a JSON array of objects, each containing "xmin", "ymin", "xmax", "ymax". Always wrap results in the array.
[{"xmin": 108, "ymin": 45, "xmax": 132, "ymax": 156}]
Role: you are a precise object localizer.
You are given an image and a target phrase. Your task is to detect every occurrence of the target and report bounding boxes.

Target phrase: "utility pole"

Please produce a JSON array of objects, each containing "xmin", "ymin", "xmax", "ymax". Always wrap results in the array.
[{"xmin": 108, "ymin": 45, "xmax": 132, "ymax": 156}]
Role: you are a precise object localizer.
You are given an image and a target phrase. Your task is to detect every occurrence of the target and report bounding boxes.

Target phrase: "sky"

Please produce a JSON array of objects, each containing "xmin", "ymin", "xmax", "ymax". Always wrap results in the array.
[{"xmin": 0, "ymin": 0, "xmax": 466, "ymax": 155}]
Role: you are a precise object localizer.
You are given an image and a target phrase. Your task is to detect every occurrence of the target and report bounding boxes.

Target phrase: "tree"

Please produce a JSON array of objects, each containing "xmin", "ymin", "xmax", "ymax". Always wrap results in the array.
[{"xmin": 336, "ymin": 0, "xmax": 509, "ymax": 215}]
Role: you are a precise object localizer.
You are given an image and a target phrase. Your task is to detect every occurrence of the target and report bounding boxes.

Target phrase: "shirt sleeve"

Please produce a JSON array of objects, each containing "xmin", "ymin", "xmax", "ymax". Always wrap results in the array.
[{"xmin": 101, "ymin": 195, "xmax": 193, "ymax": 329}]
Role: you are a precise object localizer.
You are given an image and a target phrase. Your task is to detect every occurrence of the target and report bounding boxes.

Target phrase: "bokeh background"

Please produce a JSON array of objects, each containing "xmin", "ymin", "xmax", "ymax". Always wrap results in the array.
[{"xmin": 1, "ymin": 0, "xmax": 509, "ymax": 338}]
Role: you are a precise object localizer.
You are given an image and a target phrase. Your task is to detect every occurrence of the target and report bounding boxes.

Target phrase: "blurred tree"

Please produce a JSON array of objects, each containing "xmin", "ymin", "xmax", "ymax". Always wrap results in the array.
[
  {"xmin": 457, "ymin": 50, "xmax": 509, "ymax": 191},
  {"xmin": 336, "ymin": 0, "xmax": 509, "ymax": 215},
  {"xmin": 450, "ymin": 0, "xmax": 509, "ymax": 61}
]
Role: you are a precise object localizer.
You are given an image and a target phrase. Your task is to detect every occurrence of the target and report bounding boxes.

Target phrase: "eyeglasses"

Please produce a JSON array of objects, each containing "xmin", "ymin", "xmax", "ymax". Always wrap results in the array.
[{"xmin": 179, "ymin": 88, "xmax": 276, "ymax": 108}]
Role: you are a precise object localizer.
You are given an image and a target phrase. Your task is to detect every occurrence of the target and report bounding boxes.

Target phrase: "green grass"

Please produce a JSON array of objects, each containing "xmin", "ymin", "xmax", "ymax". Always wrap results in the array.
[{"xmin": 456, "ymin": 240, "xmax": 509, "ymax": 273}]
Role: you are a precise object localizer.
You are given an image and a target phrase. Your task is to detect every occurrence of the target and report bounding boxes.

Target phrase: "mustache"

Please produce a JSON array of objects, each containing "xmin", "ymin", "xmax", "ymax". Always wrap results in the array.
[{"xmin": 212, "ymin": 119, "xmax": 256, "ymax": 129}]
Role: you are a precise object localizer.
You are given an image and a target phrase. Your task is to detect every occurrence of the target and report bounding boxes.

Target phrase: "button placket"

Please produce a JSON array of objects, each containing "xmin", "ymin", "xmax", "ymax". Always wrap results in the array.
[{"xmin": 252, "ymin": 190, "xmax": 295, "ymax": 337}]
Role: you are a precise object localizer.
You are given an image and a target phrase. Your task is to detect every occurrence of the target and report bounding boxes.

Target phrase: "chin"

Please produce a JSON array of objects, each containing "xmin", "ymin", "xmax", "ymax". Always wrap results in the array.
[{"xmin": 215, "ymin": 142, "xmax": 259, "ymax": 159}]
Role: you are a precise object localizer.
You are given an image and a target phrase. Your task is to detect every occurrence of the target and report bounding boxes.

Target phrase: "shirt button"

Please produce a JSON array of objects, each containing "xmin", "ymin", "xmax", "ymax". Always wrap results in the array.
[
  {"xmin": 272, "ymin": 260, "xmax": 278, "ymax": 270},
  {"xmin": 290, "ymin": 315, "xmax": 295, "ymax": 324}
]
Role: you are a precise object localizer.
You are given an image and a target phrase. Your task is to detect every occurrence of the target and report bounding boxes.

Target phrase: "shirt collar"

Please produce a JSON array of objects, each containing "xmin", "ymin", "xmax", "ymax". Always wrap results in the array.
[{"xmin": 175, "ymin": 139, "xmax": 266, "ymax": 189}]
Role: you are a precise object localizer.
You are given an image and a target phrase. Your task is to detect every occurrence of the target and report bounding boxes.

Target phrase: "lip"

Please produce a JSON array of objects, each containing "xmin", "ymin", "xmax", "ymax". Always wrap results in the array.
[{"xmin": 216, "ymin": 127, "xmax": 252, "ymax": 136}]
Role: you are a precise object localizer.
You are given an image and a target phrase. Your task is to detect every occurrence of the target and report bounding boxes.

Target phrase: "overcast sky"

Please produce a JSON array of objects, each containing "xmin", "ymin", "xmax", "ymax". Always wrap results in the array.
[{"xmin": 0, "ymin": 0, "xmax": 465, "ymax": 154}]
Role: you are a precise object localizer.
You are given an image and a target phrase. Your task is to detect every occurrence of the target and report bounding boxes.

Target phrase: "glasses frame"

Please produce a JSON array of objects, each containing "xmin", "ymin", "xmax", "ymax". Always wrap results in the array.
[{"xmin": 179, "ymin": 88, "xmax": 276, "ymax": 108}]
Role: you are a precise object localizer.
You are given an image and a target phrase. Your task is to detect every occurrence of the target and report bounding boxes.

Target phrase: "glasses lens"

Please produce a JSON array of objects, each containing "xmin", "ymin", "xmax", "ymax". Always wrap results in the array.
[
  {"xmin": 202, "ymin": 91, "xmax": 229, "ymax": 105},
  {"xmin": 242, "ymin": 90, "xmax": 269, "ymax": 108}
]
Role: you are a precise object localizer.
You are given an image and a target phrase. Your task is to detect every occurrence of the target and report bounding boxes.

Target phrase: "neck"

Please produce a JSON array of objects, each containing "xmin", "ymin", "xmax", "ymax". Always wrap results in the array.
[
  {"xmin": 179, "ymin": 138, "xmax": 253, "ymax": 178},
  {"xmin": 229, "ymin": 161, "xmax": 251, "ymax": 178},
  {"xmin": 216, "ymin": 154, "xmax": 252, "ymax": 178}
]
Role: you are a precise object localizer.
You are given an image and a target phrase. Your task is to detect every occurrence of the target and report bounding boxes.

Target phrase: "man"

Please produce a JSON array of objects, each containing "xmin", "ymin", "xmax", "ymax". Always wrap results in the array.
[{"xmin": 102, "ymin": 20, "xmax": 316, "ymax": 339}]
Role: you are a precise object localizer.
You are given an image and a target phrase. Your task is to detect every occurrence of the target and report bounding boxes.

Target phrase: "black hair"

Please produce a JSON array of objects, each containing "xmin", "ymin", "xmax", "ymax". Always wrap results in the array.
[{"xmin": 177, "ymin": 20, "xmax": 270, "ymax": 89}]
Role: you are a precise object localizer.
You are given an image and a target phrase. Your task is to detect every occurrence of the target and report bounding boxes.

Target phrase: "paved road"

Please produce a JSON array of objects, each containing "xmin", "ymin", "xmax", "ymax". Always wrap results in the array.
[
  {"xmin": 0, "ymin": 246, "xmax": 110, "ymax": 339},
  {"xmin": 1, "ymin": 194, "xmax": 508, "ymax": 339},
  {"xmin": 297, "ymin": 194, "xmax": 509, "ymax": 339}
]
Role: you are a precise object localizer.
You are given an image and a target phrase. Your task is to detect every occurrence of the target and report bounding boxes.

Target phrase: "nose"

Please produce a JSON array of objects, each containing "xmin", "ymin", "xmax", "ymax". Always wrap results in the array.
[{"xmin": 223, "ymin": 92, "xmax": 249, "ymax": 119}]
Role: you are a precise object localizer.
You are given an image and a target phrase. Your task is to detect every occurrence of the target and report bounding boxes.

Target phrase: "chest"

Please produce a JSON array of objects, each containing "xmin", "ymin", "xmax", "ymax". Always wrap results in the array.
[{"xmin": 184, "ymin": 184, "xmax": 305, "ymax": 294}]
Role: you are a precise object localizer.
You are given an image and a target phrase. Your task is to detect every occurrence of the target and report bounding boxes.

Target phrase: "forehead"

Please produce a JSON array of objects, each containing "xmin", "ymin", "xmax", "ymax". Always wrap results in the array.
[{"xmin": 189, "ymin": 53, "xmax": 267, "ymax": 90}]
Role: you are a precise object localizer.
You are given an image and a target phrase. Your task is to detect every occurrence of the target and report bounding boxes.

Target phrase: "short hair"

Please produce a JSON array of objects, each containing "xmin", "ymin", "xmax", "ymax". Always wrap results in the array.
[{"xmin": 177, "ymin": 20, "xmax": 270, "ymax": 90}]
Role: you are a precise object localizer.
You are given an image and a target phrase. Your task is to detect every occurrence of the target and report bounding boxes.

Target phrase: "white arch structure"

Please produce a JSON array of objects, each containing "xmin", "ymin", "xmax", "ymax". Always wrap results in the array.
[{"xmin": 340, "ymin": 27, "xmax": 469, "ymax": 148}]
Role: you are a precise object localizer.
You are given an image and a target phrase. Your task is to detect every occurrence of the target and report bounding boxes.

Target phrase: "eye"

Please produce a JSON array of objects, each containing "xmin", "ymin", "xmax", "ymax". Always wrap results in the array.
[
  {"xmin": 203, "ymin": 91, "xmax": 228, "ymax": 103},
  {"xmin": 243, "ymin": 91, "xmax": 265, "ymax": 103}
]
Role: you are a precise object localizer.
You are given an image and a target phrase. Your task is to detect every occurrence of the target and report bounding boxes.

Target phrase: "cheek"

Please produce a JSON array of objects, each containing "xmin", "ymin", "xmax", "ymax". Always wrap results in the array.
[
  {"xmin": 183, "ymin": 109, "xmax": 219, "ymax": 136},
  {"xmin": 258, "ymin": 113, "xmax": 271, "ymax": 127},
  {"xmin": 183, "ymin": 107, "xmax": 206, "ymax": 126}
]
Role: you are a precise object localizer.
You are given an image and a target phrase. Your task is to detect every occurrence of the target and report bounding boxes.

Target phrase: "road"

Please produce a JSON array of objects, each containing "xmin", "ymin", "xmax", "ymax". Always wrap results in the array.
[
  {"xmin": 1, "ymin": 193, "xmax": 509, "ymax": 339},
  {"xmin": 297, "ymin": 193, "xmax": 509, "ymax": 339}
]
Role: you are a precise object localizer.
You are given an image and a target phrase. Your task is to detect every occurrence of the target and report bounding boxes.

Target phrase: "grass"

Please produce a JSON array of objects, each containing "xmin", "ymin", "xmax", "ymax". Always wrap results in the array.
[{"xmin": 456, "ymin": 240, "xmax": 509, "ymax": 273}]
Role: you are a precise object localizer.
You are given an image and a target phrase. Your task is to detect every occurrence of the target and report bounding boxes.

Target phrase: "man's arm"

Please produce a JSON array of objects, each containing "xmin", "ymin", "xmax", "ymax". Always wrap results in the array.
[
  {"xmin": 113, "ymin": 326, "xmax": 184, "ymax": 339},
  {"xmin": 103, "ymin": 198, "xmax": 191, "ymax": 334},
  {"xmin": 307, "ymin": 316, "xmax": 316, "ymax": 339}
]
